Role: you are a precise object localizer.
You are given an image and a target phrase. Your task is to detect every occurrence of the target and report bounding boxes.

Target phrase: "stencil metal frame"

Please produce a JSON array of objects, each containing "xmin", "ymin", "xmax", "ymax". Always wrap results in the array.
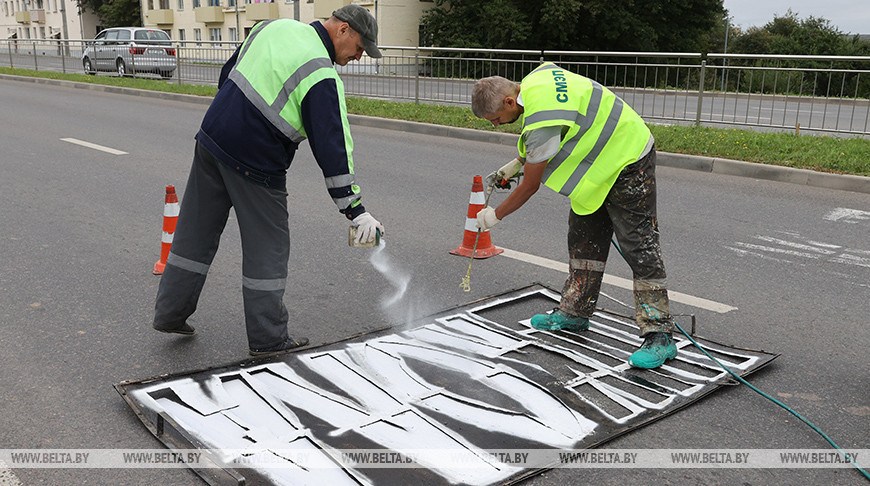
[{"xmin": 116, "ymin": 284, "xmax": 777, "ymax": 486}]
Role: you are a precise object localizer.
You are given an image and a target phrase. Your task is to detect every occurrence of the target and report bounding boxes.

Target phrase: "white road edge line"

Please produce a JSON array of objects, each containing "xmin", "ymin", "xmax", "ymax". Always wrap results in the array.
[
  {"xmin": 60, "ymin": 137, "xmax": 128, "ymax": 155},
  {"xmin": 499, "ymin": 247, "xmax": 738, "ymax": 314}
]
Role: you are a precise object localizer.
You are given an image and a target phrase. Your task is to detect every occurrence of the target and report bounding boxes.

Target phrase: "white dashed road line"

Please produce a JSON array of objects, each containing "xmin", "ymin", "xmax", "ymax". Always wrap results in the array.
[
  {"xmin": 60, "ymin": 137, "xmax": 128, "ymax": 155},
  {"xmin": 499, "ymin": 247, "xmax": 738, "ymax": 314}
]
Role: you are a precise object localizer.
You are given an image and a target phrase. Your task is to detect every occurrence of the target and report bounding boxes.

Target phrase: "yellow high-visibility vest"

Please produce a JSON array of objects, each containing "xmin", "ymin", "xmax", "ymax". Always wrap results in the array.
[
  {"xmin": 519, "ymin": 62, "xmax": 651, "ymax": 215},
  {"xmin": 228, "ymin": 18, "xmax": 361, "ymax": 209}
]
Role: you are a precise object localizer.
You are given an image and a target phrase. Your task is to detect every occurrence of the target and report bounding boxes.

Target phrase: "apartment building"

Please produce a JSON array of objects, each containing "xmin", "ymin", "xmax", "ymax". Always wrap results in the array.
[
  {"xmin": 141, "ymin": 0, "xmax": 434, "ymax": 47},
  {"xmin": 2, "ymin": 0, "xmax": 100, "ymax": 40},
  {"xmin": 3, "ymin": 0, "xmax": 431, "ymax": 46}
]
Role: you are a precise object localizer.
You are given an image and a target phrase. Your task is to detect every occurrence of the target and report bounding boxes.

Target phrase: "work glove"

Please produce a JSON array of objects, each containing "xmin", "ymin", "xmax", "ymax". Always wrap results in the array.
[
  {"xmin": 476, "ymin": 206, "xmax": 500, "ymax": 231},
  {"xmin": 485, "ymin": 157, "xmax": 523, "ymax": 189},
  {"xmin": 352, "ymin": 212, "xmax": 385, "ymax": 244}
]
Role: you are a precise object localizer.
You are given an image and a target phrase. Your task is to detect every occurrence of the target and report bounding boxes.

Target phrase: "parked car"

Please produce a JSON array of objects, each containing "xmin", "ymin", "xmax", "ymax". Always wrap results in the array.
[{"xmin": 82, "ymin": 27, "xmax": 177, "ymax": 79}]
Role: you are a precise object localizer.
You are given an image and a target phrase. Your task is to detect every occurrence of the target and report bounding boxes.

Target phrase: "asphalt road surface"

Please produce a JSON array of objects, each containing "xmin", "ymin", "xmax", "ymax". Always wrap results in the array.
[{"xmin": 0, "ymin": 78, "xmax": 868, "ymax": 485}]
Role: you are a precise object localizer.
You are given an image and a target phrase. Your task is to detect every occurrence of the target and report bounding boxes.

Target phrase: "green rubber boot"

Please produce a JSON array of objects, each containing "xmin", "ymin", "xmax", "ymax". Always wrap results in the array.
[
  {"xmin": 530, "ymin": 308, "xmax": 590, "ymax": 332},
  {"xmin": 629, "ymin": 332, "xmax": 677, "ymax": 369}
]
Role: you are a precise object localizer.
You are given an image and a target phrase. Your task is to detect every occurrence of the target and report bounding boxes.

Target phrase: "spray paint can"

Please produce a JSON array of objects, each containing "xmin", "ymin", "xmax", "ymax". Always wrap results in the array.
[{"xmin": 349, "ymin": 226, "xmax": 381, "ymax": 247}]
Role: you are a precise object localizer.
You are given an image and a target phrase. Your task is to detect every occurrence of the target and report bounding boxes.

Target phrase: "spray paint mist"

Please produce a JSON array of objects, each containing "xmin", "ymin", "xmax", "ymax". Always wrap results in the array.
[{"xmin": 368, "ymin": 240, "xmax": 423, "ymax": 326}]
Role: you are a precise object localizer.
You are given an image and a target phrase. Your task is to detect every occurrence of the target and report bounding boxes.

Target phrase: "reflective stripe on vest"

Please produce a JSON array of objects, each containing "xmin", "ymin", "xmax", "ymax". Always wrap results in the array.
[
  {"xmin": 223, "ymin": 19, "xmax": 361, "ymax": 213},
  {"xmin": 228, "ymin": 20, "xmax": 339, "ymax": 144},
  {"xmin": 519, "ymin": 63, "xmax": 650, "ymax": 214},
  {"xmin": 534, "ymin": 81, "xmax": 625, "ymax": 197}
]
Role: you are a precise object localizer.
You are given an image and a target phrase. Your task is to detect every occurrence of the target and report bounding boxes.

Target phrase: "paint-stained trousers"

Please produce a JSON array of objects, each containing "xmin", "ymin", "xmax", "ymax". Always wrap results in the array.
[
  {"xmin": 559, "ymin": 148, "xmax": 675, "ymax": 336},
  {"xmin": 153, "ymin": 142, "xmax": 290, "ymax": 349}
]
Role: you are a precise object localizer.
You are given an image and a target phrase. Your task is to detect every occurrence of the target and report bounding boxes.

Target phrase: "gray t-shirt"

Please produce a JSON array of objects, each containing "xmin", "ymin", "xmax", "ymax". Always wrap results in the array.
[
  {"xmin": 523, "ymin": 125, "xmax": 565, "ymax": 163},
  {"xmin": 517, "ymin": 92, "xmax": 565, "ymax": 164}
]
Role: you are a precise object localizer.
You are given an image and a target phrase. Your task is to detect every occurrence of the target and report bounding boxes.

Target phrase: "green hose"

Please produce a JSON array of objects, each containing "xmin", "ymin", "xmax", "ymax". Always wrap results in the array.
[
  {"xmin": 609, "ymin": 238, "xmax": 869, "ymax": 481},
  {"xmin": 673, "ymin": 321, "xmax": 869, "ymax": 480}
]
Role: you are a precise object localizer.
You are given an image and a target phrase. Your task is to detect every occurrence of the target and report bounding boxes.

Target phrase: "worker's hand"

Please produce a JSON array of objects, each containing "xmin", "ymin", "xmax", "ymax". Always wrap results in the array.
[
  {"xmin": 352, "ymin": 212, "xmax": 384, "ymax": 244},
  {"xmin": 476, "ymin": 206, "xmax": 500, "ymax": 230},
  {"xmin": 485, "ymin": 157, "xmax": 524, "ymax": 189}
]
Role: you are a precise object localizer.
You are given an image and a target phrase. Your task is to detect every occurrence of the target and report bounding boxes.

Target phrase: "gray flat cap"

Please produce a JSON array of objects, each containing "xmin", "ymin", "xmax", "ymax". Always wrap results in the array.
[{"xmin": 333, "ymin": 4, "xmax": 382, "ymax": 58}]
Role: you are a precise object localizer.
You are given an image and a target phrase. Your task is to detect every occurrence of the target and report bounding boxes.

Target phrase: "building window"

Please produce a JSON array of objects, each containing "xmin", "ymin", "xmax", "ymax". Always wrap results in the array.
[
  {"xmin": 207, "ymin": 0, "xmax": 219, "ymax": 6},
  {"xmin": 228, "ymin": 27, "xmax": 237, "ymax": 42},
  {"xmin": 193, "ymin": 28, "xmax": 201, "ymax": 46},
  {"xmin": 177, "ymin": 29, "xmax": 185, "ymax": 40},
  {"xmin": 177, "ymin": 0, "xmax": 183, "ymax": 9},
  {"xmin": 159, "ymin": 0, "xmax": 170, "ymax": 8},
  {"xmin": 227, "ymin": 0, "xmax": 234, "ymax": 6},
  {"xmin": 209, "ymin": 27, "xmax": 221, "ymax": 42},
  {"xmin": 193, "ymin": 0, "xmax": 199, "ymax": 6}
]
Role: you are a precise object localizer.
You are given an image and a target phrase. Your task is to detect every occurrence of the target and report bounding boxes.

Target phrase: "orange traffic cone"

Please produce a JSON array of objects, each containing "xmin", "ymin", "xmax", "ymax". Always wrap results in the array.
[
  {"xmin": 450, "ymin": 175, "xmax": 503, "ymax": 259},
  {"xmin": 153, "ymin": 185, "xmax": 179, "ymax": 275}
]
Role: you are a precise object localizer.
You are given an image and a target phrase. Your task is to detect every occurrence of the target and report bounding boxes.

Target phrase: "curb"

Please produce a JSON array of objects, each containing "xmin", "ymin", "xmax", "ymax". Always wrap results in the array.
[
  {"xmin": 4, "ymin": 73, "xmax": 867, "ymax": 195},
  {"xmin": 655, "ymin": 152, "xmax": 870, "ymax": 194},
  {"xmin": 0, "ymin": 72, "xmax": 212, "ymax": 105},
  {"xmin": 348, "ymin": 114, "xmax": 518, "ymax": 146},
  {"xmin": 348, "ymin": 114, "xmax": 870, "ymax": 195}
]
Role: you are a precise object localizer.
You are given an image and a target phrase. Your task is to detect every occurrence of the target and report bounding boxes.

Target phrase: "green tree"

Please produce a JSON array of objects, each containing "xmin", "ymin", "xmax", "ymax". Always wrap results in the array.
[
  {"xmin": 724, "ymin": 10, "xmax": 870, "ymax": 99},
  {"xmin": 706, "ymin": 12, "xmax": 740, "ymax": 55},
  {"xmin": 420, "ymin": 0, "xmax": 724, "ymax": 52},
  {"xmin": 77, "ymin": 0, "xmax": 142, "ymax": 29},
  {"xmin": 419, "ymin": 0, "xmax": 531, "ymax": 48},
  {"xmin": 729, "ymin": 10, "xmax": 849, "ymax": 55},
  {"xmin": 648, "ymin": 0, "xmax": 724, "ymax": 52}
]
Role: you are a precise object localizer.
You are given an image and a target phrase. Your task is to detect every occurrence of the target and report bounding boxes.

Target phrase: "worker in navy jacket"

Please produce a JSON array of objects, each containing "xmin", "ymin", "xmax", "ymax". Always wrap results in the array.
[{"xmin": 152, "ymin": 5, "xmax": 384, "ymax": 356}]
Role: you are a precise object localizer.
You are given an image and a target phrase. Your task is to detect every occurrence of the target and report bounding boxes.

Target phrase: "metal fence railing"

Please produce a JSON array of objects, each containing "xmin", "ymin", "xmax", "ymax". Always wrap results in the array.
[
  {"xmin": 0, "ymin": 38, "xmax": 235, "ymax": 87},
  {"xmin": 2, "ymin": 39, "xmax": 868, "ymax": 136},
  {"xmin": 702, "ymin": 53, "xmax": 870, "ymax": 135}
]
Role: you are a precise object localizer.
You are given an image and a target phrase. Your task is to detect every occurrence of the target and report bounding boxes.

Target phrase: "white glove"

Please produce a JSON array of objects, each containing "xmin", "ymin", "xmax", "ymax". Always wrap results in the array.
[
  {"xmin": 485, "ymin": 157, "xmax": 523, "ymax": 188},
  {"xmin": 352, "ymin": 212, "xmax": 384, "ymax": 244},
  {"xmin": 476, "ymin": 206, "xmax": 500, "ymax": 230}
]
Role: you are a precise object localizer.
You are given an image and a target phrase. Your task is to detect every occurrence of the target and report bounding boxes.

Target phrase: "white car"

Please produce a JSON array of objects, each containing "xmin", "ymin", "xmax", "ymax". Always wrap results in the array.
[{"xmin": 82, "ymin": 27, "xmax": 177, "ymax": 78}]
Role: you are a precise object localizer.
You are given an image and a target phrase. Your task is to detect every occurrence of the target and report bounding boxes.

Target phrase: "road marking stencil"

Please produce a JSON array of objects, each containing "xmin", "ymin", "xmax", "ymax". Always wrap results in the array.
[{"xmin": 116, "ymin": 285, "xmax": 776, "ymax": 486}]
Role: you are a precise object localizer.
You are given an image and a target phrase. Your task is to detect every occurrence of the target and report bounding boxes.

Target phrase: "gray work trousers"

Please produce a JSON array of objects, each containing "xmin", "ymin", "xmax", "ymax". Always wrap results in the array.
[
  {"xmin": 153, "ymin": 142, "xmax": 290, "ymax": 349},
  {"xmin": 559, "ymin": 148, "xmax": 675, "ymax": 336}
]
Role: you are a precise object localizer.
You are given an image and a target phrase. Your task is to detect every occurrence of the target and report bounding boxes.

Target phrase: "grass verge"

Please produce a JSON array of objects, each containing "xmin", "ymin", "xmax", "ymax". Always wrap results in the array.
[
  {"xmin": 0, "ymin": 66, "xmax": 217, "ymax": 97},
  {"xmin": 3, "ymin": 67, "xmax": 868, "ymax": 176}
]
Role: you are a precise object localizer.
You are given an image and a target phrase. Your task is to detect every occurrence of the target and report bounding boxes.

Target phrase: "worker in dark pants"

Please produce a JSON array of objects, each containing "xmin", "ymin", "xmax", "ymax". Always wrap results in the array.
[
  {"xmin": 152, "ymin": 5, "xmax": 384, "ymax": 356},
  {"xmin": 471, "ymin": 62, "xmax": 676, "ymax": 369}
]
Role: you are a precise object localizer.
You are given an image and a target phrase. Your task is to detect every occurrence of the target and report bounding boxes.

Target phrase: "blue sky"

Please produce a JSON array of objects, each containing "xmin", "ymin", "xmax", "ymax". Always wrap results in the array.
[{"xmin": 723, "ymin": 0, "xmax": 869, "ymax": 34}]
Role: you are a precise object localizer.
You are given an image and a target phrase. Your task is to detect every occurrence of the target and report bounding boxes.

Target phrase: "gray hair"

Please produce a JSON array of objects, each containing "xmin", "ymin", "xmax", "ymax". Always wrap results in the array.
[{"xmin": 471, "ymin": 76, "xmax": 520, "ymax": 118}]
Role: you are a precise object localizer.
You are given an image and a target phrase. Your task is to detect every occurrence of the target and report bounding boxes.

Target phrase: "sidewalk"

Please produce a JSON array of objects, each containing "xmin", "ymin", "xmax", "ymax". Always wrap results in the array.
[{"xmin": 3, "ymin": 72, "xmax": 868, "ymax": 195}]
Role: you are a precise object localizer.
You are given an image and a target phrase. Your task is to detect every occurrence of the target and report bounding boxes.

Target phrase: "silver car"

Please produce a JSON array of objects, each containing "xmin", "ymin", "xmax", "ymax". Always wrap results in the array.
[{"xmin": 82, "ymin": 27, "xmax": 177, "ymax": 79}]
